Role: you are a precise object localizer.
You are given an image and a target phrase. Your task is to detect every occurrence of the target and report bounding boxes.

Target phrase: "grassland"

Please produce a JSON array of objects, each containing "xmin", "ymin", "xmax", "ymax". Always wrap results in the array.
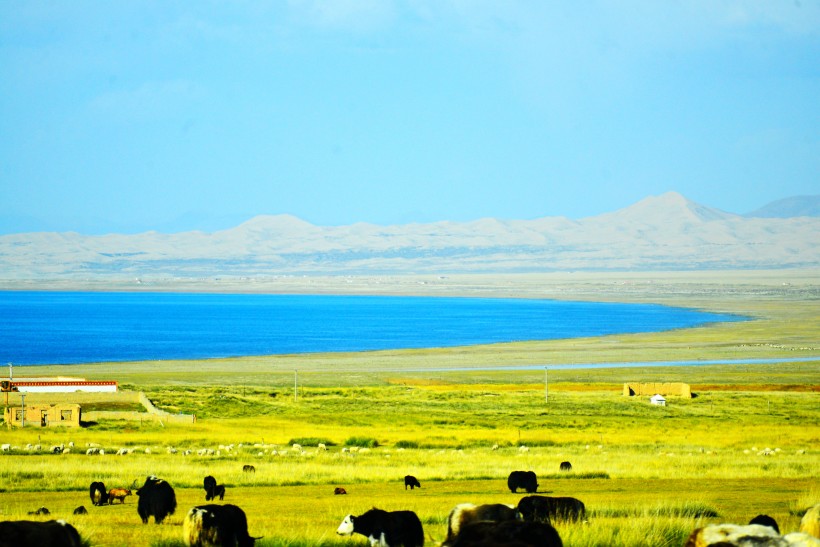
[{"xmin": 0, "ymin": 271, "xmax": 818, "ymax": 546}]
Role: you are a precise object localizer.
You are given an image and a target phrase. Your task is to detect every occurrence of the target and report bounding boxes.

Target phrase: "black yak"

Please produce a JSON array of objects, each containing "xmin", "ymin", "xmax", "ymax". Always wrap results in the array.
[
  {"xmin": 517, "ymin": 495, "xmax": 586, "ymax": 523},
  {"xmin": 337, "ymin": 508, "xmax": 424, "ymax": 547},
  {"xmin": 136, "ymin": 475, "xmax": 177, "ymax": 524},
  {"xmin": 507, "ymin": 471, "xmax": 538, "ymax": 493},
  {"xmin": 89, "ymin": 481, "xmax": 108, "ymax": 506},
  {"xmin": 0, "ymin": 520, "xmax": 83, "ymax": 547}
]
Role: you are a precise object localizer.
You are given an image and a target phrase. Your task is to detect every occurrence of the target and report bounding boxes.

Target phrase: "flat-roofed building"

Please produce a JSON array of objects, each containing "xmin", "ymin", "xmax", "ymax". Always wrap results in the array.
[{"xmin": 4, "ymin": 403, "xmax": 82, "ymax": 427}]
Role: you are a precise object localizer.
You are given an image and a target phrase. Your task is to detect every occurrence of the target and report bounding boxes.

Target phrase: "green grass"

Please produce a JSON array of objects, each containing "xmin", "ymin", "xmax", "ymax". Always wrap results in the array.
[{"xmin": 1, "ymin": 272, "xmax": 817, "ymax": 546}]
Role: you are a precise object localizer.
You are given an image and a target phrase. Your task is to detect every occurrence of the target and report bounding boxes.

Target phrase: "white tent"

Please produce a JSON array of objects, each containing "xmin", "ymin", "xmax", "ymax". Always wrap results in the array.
[{"xmin": 650, "ymin": 394, "xmax": 666, "ymax": 406}]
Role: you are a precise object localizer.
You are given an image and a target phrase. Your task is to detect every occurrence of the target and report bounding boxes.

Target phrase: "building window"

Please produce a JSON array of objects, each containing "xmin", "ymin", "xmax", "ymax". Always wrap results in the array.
[
  {"xmin": 15, "ymin": 410, "xmax": 23, "ymax": 421},
  {"xmin": 61, "ymin": 410, "xmax": 72, "ymax": 421}
]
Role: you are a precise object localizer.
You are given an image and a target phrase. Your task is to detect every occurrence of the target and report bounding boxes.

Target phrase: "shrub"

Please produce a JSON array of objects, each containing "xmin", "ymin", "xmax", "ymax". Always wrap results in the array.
[
  {"xmin": 344, "ymin": 436, "xmax": 379, "ymax": 448},
  {"xmin": 394, "ymin": 440, "xmax": 419, "ymax": 449}
]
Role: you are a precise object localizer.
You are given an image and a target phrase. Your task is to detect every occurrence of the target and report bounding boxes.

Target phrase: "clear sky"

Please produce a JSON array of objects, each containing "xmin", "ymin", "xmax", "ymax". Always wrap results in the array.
[{"xmin": 1, "ymin": 2, "xmax": 818, "ymax": 234}]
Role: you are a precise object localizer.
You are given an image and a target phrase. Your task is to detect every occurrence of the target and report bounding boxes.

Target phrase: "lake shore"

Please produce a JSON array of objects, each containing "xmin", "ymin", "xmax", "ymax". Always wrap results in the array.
[
  {"xmin": 2, "ymin": 269, "xmax": 818, "ymax": 303},
  {"xmin": 5, "ymin": 269, "xmax": 818, "ymax": 384}
]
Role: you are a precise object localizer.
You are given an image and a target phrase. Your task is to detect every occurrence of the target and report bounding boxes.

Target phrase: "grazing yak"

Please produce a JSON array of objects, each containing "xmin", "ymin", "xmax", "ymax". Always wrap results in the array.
[
  {"xmin": 507, "ymin": 471, "xmax": 538, "ymax": 494},
  {"xmin": 73, "ymin": 506, "xmax": 88, "ymax": 515},
  {"xmin": 749, "ymin": 514, "xmax": 780, "ymax": 534},
  {"xmin": 559, "ymin": 461, "xmax": 572, "ymax": 472},
  {"xmin": 27, "ymin": 506, "xmax": 50, "ymax": 516},
  {"xmin": 0, "ymin": 519, "xmax": 83, "ymax": 547},
  {"xmin": 89, "ymin": 481, "xmax": 108, "ymax": 506},
  {"xmin": 443, "ymin": 520, "xmax": 563, "ymax": 547},
  {"xmin": 209, "ymin": 485, "xmax": 226, "ymax": 501},
  {"xmin": 336, "ymin": 508, "xmax": 424, "ymax": 547},
  {"xmin": 685, "ymin": 523, "xmax": 817, "ymax": 546},
  {"xmin": 242, "ymin": 465, "xmax": 255, "ymax": 473},
  {"xmin": 404, "ymin": 475, "xmax": 421, "ymax": 490},
  {"xmin": 136, "ymin": 475, "xmax": 177, "ymax": 524},
  {"xmin": 108, "ymin": 488, "xmax": 132, "ymax": 504},
  {"xmin": 183, "ymin": 504, "xmax": 260, "ymax": 547},
  {"xmin": 444, "ymin": 503, "xmax": 519, "ymax": 544},
  {"xmin": 517, "ymin": 495, "xmax": 586, "ymax": 523},
  {"xmin": 334, "ymin": 487, "xmax": 348, "ymax": 495},
  {"xmin": 204, "ymin": 476, "xmax": 226, "ymax": 501},
  {"xmin": 204, "ymin": 476, "xmax": 217, "ymax": 498}
]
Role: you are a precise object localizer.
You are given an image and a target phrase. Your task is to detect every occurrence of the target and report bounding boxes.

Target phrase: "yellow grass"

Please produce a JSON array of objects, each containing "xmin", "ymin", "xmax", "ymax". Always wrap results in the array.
[{"xmin": 1, "ymin": 270, "xmax": 818, "ymax": 546}]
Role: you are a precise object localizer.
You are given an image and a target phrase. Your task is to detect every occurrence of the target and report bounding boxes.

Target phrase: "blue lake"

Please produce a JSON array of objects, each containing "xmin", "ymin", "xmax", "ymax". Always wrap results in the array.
[{"xmin": 0, "ymin": 291, "xmax": 745, "ymax": 366}]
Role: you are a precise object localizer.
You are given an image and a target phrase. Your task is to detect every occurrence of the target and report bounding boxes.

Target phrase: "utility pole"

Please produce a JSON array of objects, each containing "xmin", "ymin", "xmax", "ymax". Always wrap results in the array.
[{"xmin": 21, "ymin": 393, "xmax": 25, "ymax": 428}]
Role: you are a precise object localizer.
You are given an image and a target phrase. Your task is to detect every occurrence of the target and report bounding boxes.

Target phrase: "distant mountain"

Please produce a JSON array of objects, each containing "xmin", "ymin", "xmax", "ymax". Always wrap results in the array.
[
  {"xmin": 0, "ymin": 191, "xmax": 817, "ymax": 280},
  {"xmin": 745, "ymin": 195, "xmax": 820, "ymax": 218}
]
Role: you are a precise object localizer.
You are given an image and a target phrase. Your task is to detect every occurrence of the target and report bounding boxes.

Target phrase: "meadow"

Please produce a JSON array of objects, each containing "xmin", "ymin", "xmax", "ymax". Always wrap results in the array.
[{"xmin": 0, "ymin": 271, "xmax": 817, "ymax": 546}]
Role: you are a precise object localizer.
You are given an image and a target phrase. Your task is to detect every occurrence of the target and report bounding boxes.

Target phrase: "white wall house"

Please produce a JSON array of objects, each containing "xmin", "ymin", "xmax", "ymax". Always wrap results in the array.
[{"xmin": 2, "ymin": 378, "xmax": 118, "ymax": 393}]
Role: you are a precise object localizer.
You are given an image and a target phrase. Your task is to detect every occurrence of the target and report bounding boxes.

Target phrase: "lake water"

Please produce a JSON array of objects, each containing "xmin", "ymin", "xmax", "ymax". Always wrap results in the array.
[{"xmin": 0, "ymin": 291, "xmax": 744, "ymax": 366}]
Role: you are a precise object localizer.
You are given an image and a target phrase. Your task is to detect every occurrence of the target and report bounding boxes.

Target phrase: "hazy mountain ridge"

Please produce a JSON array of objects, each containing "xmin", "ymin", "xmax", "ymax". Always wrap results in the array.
[
  {"xmin": 744, "ymin": 195, "xmax": 820, "ymax": 219},
  {"xmin": 1, "ymin": 192, "xmax": 817, "ymax": 279}
]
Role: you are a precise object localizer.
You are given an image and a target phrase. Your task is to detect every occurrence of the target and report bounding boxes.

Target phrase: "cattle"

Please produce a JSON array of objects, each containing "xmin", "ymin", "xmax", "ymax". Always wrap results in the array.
[
  {"xmin": 404, "ymin": 475, "xmax": 421, "ymax": 490},
  {"xmin": 507, "ymin": 471, "xmax": 538, "ymax": 494},
  {"xmin": 559, "ymin": 461, "xmax": 572, "ymax": 472},
  {"xmin": 336, "ymin": 508, "xmax": 424, "ymax": 547},
  {"xmin": 334, "ymin": 487, "xmax": 348, "ymax": 495},
  {"xmin": 517, "ymin": 495, "xmax": 586, "ymax": 523},
  {"xmin": 445, "ymin": 503, "xmax": 519, "ymax": 544},
  {"xmin": 182, "ymin": 504, "xmax": 260, "ymax": 547},
  {"xmin": 208, "ymin": 485, "xmax": 226, "ymax": 501},
  {"xmin": 90, "ymin": 481, "xmax": 108, "ymax": 506},
  {"xmin": 27, "ymin": 507, "xmax": 50, "ymax": 516},
  {"xmin": 108, "ymin": 488, "xmax": 132, "ymax": 504},
  {"xmin": 0, "ymin": 520, "xmax": 83, "ymax": 547},
  {"xmin": 802, "ymin": 503, "xmax": 820, "ymax": 539},
  {"xmin": 685, "ymin": 523, "xmax": 817, "ymax": 546},
  {"xmin": 442, "ymin": 520, "xmax": 563, "ymax": 547},
  {"xmin": 73, "ymin": 506, "xmax": 88, "ymax": 515},
  {"xmin": 749, "ymin": 514, "xmax": 780, "ymax": 534},
  {"xmin": 242, "ymin": 465, "xmax": 255, "ymax": 473},
  {"xmin": 204, "ymin": 476, "xmax": 225, "ymax": 501},
  {"xmin": 136, "ymin": 475, "xmax": 177, "ymax": 524}
]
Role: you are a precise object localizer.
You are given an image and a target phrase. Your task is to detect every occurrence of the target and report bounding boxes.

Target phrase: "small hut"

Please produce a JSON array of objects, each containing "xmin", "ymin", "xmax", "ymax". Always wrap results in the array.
[
  {"xmin": 650, "ymin": 394, "xmax": 667, "ymax": 406},
  {"xmin": 4, "ymin": 403, "xmax": 82, "ymax": 427}
]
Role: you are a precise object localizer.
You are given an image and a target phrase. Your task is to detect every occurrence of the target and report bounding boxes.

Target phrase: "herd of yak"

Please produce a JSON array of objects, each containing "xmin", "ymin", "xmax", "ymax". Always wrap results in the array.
[{"xmin": 1, "ymin": 467, "xmax": 819, "ymax": 546}]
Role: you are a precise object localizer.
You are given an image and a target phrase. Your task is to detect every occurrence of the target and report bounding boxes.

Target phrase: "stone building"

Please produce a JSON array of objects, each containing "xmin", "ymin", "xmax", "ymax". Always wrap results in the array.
[
  {"xmin": 4, "ymin": 403, "xmax": 82, "ymax": 427},
  {"xmin": 623, "ymin": 382, "xmax": 691, "ymax": 398}
]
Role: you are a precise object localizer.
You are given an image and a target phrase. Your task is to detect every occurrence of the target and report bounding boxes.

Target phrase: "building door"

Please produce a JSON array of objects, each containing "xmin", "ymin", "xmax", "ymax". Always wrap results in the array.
[{"xmin": 41, "ymin": 410, "xmax": 48, "ymax": 426}]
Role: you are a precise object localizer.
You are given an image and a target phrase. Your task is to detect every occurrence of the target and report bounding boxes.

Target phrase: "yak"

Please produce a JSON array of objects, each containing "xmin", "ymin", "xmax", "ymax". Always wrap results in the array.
[
  {"xmin": 337, "ymin": 508, "xmax": 424, "ymax": 547},
  {"xmin": 89, "ymin": 481, "xmax": 108, "ymax": 506},
  {"xmin": 507, "ymin": 471, "xmax": 538, "ymax": 494},
  {"xmin": 443, "ymin": 520, "xmax": 563, "ymax": 547},
  {"xmin": 517, "ymin": 495, "xmax": 586, "ymax": 523},
  {"xmin": 0, "ymin": 520, "xmax": 83, "ymax": 547},
  {"xmin": 444, "ymin": 503, "xmax": 519, "ymax": 544},
  {"xmin": 136, "ymin": 475, "xmax": 177, "ymax": 524},
  {"xmin": 183, "ymin": 504, "xmax": 260, "ymax": 547}
]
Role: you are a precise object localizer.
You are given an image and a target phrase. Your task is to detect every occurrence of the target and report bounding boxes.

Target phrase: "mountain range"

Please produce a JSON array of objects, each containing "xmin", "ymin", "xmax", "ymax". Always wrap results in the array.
[{"xmin": 1, "ymin": 192, "xmax": 817, "ymax": 280}]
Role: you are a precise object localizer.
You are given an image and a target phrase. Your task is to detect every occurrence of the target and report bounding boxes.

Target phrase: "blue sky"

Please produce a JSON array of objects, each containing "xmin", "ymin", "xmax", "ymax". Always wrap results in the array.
[{"xmin": 1, "ymin": 1, "xmax": 818, "ymax": 234}]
